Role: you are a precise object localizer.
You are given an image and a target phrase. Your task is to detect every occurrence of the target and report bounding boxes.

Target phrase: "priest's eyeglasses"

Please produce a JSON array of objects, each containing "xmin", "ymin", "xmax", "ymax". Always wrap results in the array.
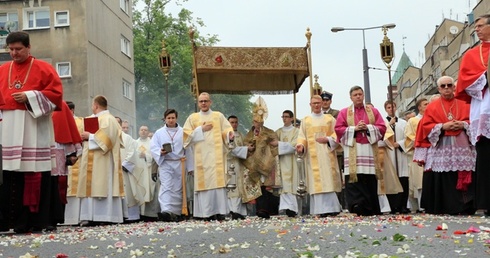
[
  {"xmin": 474, "ymin": 24, "xmax": 489, "ymax": 30},
  {"xmin": 439, "ymin": 83, "xmax": 453, "ymax": 88},
  {"xmin": 198, "ymin": 100, "xmax": 210, "ymax": 103}
]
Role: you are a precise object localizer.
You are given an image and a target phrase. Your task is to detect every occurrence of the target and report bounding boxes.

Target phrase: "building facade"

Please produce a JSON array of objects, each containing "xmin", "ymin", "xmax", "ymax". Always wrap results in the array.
[
  {"xmin": 0, "ymin": 0, "xmax": 136, "ymax": 135},
  {"xmin": 392, "ymin": 0, "xmax": 490, "ymax": 114}
]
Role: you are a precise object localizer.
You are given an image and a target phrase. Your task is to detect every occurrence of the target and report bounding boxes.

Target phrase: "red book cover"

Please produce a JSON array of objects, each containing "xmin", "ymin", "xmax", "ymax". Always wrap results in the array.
[{"xmin": 83, "ymin": 117, "xmax": 99, "ymax": 134}]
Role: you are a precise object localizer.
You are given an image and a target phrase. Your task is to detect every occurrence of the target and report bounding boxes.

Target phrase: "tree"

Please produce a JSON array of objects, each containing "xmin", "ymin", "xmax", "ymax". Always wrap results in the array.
[{"xmin": 133, "ymin": 0, "xmax": 252, "ymax": 132}]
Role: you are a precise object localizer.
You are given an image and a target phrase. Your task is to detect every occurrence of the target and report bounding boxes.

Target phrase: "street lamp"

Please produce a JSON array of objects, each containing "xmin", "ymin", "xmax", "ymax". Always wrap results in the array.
[
  {"xmin": 331, "ymin": 23, "xmax": 396, "ymax": 103},
  {"xmin": 158, "ymin": 40, "xmax": 171, "ymax": 110}
]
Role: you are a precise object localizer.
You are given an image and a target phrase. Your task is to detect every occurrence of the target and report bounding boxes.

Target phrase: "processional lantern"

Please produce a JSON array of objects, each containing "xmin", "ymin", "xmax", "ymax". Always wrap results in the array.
[
  {"xmin": 159, "ymin": 40, "xmax": 171, "ymax": 79},
  {"xmin": 159, "ymin": 40, "xmax": 171, "ymax": 110},
  {"xmin": 380, "ymin": 27, "xmax": 394, "ymax": 65}
]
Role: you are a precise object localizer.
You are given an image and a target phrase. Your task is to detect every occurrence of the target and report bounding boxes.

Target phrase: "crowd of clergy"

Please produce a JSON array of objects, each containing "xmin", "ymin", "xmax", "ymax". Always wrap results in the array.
[{"xmin": 3, "ymin": 15, "xmax": 490, "ymax": 233}]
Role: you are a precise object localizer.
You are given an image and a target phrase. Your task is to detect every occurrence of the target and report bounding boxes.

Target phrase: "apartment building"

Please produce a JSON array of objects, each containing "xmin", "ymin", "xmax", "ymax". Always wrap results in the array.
[
  {"xmin": 0, "ymin": 0, "xmax": 136, "ymax": 135},
  {"xmin": 394, "ymin": 0, "xmax": 490, "ymax": 114}
]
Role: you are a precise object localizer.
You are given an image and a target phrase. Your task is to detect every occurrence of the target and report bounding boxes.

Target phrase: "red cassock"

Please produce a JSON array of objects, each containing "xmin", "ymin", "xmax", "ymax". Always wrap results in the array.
[
  {"xmin": 455, "ymin": 42, "xmax": 490, "ymax": 103},
  {"xmin": 415, "ymin": 97, "xmax": 471, "ymax": 148},
  {"xmin": 0, "ymin": 56, "xmax": 63, "ymax": 111}
]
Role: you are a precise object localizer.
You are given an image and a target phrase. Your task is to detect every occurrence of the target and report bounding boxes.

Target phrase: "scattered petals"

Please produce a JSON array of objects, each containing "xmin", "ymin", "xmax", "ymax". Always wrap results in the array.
[
  {"xmin": 130, "ymin": 248, "xmax": 144, "ymax": 256},
  {"xmin": 241, "ymin": 242, "xmax": 250, "ymax": 248},
  {"xmin": 20, "ymin": 253, "xmax": 38, "ymax": 258},
  {"xmin": 467, "ymin": 226, "xmax": 480, "ymax": 233}
]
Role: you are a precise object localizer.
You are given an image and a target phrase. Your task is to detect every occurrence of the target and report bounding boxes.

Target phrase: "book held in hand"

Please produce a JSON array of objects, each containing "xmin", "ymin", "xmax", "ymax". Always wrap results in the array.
[
  {"xmin": 162, "ymin": 143, "xmax": 172, "ymax": 153},
  {"xmin": 84, "ymin": 117, "xmax": 99, "ymax": 134}
]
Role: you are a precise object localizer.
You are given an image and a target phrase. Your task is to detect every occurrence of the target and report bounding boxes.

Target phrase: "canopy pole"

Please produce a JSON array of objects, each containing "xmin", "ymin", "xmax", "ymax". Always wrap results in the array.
[
  {"xmin": 305, "ymin": 28, "xmax": 313, "ymax": 98},
  {"xmin": 189, "ymin": 27, "xmax": 200, "ymax": 100},
  {"xmin": 293, "ymin": 92, "xmax": 297, "ymax": 126}
]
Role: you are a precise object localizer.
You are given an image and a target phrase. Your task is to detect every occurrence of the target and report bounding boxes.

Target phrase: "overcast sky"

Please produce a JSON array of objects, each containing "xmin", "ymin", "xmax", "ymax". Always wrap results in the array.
[{"xmin": 163, "ymin": 0, "xmax": 475, "ymax": 129}]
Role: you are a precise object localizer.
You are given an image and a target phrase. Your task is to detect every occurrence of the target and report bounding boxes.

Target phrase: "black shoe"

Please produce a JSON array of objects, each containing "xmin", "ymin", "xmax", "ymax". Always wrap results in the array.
[
  {"xmin": 13, "ymin": 226, "xmax": 28, "ymax": 234},
  {"xmin": 79, "ymin": 220, "xmax": 99, "ymax": 227},
  {"xmin": 140, "ymin": 215, "xmax": 158, "ymax": 222},
  {"xmin": 45, "ymin": 225, "xmax": 57, "ymax": 232},
  {"xmin": 205, "ymin": 214, "xmax": 226, "ymax": 221},
  {"xmin": 214, "ymin": 214, "xmax": 226, "ymax": 221},
  {"xmin": 30, "ymin": 227, "xmax": 43, "ymax": 233},
  {"xmin": 351, "ymin": 204, "xmax": 367, "ymax": 216},
  {"xmin": 174, "ymin": 215, "xmax": 186, "ymax": 222},
  {"xmin": 319, "ymin": 212, "xmax": 339, "ymax": 218},
  {"xmin": 157, "ymin": 212, "xmax": 173, "ymax": 222},
  {"xmin": 285, "ymin": 209, "xmax": 297, "ymax": 218},
  {"xmin": 400, "ymin": 208, "xmax": 411, "ymax": 214},
  {"xmin": 256, "ymin": 210, "xmax": 271, "ymax": 219},
  {"xmin": 230, "ymin": 212, "xmax": 245, "ymax": 220}
]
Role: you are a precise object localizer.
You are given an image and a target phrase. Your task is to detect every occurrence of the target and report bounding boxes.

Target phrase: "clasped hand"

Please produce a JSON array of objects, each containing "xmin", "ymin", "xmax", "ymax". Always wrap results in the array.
[
  {"xmin": 443, "ymin": 120, "xmax": 463, "ymax": 131},
  {"xmin": 355, "ymin": 120, "xmax": 368, "ymax": 131}
]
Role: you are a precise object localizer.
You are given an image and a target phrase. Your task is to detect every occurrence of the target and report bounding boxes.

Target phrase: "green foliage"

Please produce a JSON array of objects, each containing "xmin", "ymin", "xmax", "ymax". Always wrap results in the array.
[{"xmin": 133, "ymin": 0, "xmax": 252, "ymax": 131}]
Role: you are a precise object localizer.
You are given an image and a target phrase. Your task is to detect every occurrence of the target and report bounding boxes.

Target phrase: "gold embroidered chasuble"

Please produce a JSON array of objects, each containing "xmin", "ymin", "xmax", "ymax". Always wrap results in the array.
[
  {"xmin": 296, "ymin": 114, "xmax": 341, "ymax": 194},
  {"xmin": 183, "ymin": 111, "xmax": 233, "ymax": 191},
  {"xmin": 242, "ymin": 126, "xmax": 279, "ymax": 186},
  {"xmin": 76, "ymin": 112, "xmax": 125, "ymax": 198}
]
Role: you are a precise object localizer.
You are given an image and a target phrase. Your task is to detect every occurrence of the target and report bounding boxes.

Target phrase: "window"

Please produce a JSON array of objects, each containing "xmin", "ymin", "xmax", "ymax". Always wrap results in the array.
[
  {"xmin": 54, "ymin": 11, "xmax": 69, "ymax": 27},
  {"xmin": 121, "ymin": 36, "xmax": 131, "ymax": 57},
  {"xmin": 56, "ymin": 62, "xmax": 71, "ymax": 78},
  {"xmin": 0, "ymin": 12, "xmax": 19, "ymax": 32},
  {"xmin": 24, "ymin": 8, "xmax": 50, "ymax": 30},
  {"xmin": 122, "ymin": 80, "xmax": 132, "ymax": 100},
  {"xmin": 120, "ymin": 0, "xmax": 130, "ymax": 14},
  {"xmin": 0, "ymin": 12, "xmax": 19, "ymax": 49},
  {"xmin": 470, "ymin": 31, "xmax": 479, "ymax": 46}
]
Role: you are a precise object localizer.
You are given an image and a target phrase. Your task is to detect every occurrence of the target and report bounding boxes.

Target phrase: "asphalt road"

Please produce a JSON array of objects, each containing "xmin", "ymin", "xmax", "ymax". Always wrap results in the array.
[{"xmin": 1, "ymin": 213, "xmax": 490, "ymax": 258}]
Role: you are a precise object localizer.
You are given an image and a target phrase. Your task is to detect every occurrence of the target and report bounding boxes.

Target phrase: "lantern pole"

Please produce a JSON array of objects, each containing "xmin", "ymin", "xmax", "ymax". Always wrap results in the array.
[{"xmin": 380, "ymin": 27, "xmax": 399, "ymax": 176}]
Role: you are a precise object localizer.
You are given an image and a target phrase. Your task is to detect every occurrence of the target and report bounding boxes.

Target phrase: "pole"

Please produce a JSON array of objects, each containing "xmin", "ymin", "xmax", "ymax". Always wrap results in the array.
[
  {"xmin": 165, "ymin": 78, "xmax": 169, "ymax": 110},
  {"xmin": 305, "ymin": 28, "xmax": 313, "ymax": 98},
  {"xmin": 362, "ymin": 48, "xmax": 371, "ymax": 103},
  {"xmin": 387, "ymin": 64, "xmax": 399, "ymax": 176},
  {"xmin": 361, "ymin": 30, "xmax": 371, "ymax": 103}
]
